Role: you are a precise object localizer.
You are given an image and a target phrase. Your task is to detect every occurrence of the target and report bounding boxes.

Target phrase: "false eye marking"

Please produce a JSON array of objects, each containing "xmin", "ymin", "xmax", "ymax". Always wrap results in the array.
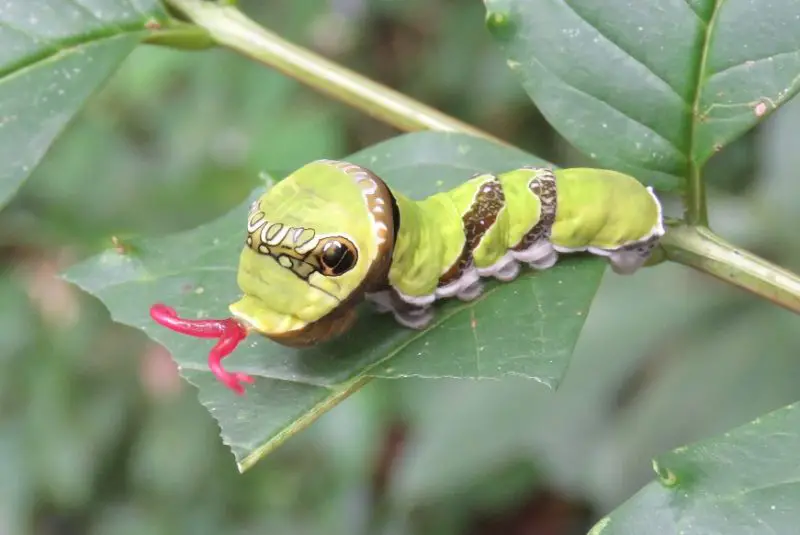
[
  {"xmin": 319, "ymin": 238, "xmax": 358, "ymax": 276},
  {"xmin": 242, "ymin": 175, "xmax": 365, "ymax": 282},
  {"xmin": 243, "ymin": 203, "xmax": 359, "ymax": 281}
]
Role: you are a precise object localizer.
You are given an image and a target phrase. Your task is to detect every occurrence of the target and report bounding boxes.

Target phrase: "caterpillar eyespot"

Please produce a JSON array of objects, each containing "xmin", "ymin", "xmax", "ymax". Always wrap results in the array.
[
  {"xmin": 150, "ymin": 160, "xmax": 665, "ymax": 395},
  {"xmin": 319, "ymin": 238, "xmax": 358, "ymax": 276}
]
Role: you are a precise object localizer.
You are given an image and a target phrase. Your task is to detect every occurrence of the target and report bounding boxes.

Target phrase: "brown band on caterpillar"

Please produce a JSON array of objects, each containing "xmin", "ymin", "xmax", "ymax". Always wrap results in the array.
[
  {"xmin": 438, "ymin": 174, "xmax": 506, "ymax": 286},
  {"xmin": 513, "ymin": 167, "xmax": 557, "ymax": 251}
]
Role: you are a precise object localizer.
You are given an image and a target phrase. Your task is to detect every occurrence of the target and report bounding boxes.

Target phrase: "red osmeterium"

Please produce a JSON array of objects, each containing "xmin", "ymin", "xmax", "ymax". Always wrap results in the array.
[{"xmin": 149, "ymin": 304, "xmax": 254, "ymax": 395}]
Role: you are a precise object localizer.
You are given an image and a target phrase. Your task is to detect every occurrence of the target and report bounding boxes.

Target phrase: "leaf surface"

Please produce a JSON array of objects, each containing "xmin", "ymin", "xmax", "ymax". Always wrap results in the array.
[
  {"xmin": 0, "ymin": 0, "xmax": 165, "ymax": 208},
  {"xmin": 591, "ymin": 402, "xmax": 800, "ymax": 534},
  {"xmin": 484, "ymin": 0, "xmax": 800, "ymax": 191},
  {"xmin": 64, "ymin": 131, "xmax": 607, "ymax": 469}
]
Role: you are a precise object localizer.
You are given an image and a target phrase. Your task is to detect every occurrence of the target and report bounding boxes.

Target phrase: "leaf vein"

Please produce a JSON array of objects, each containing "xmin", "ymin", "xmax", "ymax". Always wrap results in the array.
[
  {"xmin": 710, "ymin": 48, "xmax": 800, "ymax": 79},
  {"xmin": 0, "ymin": 22, "xmax": 148, "ymax": 81},
  {"xmin": 688, "ymin": 0, "xmax": 727, "ymax": 163}
]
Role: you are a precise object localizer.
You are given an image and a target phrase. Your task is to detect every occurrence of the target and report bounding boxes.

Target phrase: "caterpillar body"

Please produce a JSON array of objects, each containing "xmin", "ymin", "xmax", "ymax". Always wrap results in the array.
[{"xmin": 150, "ymin": 160, "xmax": 665, "ymax": 394}]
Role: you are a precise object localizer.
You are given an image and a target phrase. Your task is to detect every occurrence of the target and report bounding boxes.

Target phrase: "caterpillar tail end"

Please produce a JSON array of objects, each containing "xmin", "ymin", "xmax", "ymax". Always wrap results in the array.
[{"xmin": 149, "ymin": 304, "xmax": 254, "ymax": 395}]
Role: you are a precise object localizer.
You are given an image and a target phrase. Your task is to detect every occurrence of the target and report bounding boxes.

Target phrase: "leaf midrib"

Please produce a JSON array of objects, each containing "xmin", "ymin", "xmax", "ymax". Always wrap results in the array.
[
  {"xmin": 0, "ymin": 20, "xmax": 152, "ymax": 81},
  {"xmin": 687, "ymin": 0, "xmax": 725, "ymax": 170}
]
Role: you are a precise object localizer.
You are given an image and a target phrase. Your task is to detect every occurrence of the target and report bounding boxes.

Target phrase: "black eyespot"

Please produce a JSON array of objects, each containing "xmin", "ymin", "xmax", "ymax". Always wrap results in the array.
[{"xmin": 320, "ymin": 240, "xmax": 357, "ymax": 276}]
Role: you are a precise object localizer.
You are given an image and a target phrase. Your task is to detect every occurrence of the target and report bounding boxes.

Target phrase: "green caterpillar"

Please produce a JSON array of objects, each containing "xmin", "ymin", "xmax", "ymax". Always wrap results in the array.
[{"xmin": 151, "ymin": 159, "xmax": 665, "ymax": 394}]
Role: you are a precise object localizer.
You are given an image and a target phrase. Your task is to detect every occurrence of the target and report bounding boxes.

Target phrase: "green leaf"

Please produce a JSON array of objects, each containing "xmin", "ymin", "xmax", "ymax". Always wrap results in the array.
[
  {"xmin": 484, "ymin": 0, "xmax": 800, "ymax": 191},
  {"xmin": 591, "ymin": 401, "xmax": 800, "ymax": 534},
  {"xmin": 62, "ymin": 131, "xmax": 607, "ymax": 470},
  {"xmin": 0, "ymin": 0, "xmax": 166, "ymax": 209}
]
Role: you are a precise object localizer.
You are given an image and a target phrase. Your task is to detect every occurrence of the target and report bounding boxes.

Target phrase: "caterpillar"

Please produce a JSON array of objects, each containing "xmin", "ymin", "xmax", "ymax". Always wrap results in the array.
[{"xmin": 150, "ymin": 159, "xmax": 665, "ymax": 395}]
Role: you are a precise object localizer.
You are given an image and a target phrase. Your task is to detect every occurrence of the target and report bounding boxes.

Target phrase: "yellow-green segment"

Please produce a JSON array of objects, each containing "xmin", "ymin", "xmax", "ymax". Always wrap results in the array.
[{"xmin": 229, "ymin": 160, "xmax": 665, "ymax": 342}]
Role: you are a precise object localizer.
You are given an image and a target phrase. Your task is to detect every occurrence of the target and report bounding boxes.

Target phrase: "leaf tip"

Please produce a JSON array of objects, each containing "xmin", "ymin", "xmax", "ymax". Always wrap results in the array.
[{"xmin": 587, "ymin": 516, "xmax": 610, "ymax": 535}]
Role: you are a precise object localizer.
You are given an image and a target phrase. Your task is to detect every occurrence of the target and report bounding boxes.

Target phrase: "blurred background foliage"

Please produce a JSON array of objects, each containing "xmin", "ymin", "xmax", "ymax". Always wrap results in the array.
[{"xmin": 1, "ymin": 0, "xmax": 799, "ymax": 534}]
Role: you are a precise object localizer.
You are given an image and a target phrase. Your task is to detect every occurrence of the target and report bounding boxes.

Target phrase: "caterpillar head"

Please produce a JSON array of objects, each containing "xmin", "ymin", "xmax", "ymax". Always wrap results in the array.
[{"xmin": 150, "ymin": 160, "xmax": 398, "ymax": 394}]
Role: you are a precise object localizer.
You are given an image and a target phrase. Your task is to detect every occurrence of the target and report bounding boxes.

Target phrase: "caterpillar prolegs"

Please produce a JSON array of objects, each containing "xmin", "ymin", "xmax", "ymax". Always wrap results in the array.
[{"xmin": 150, "ymin": 160, "xmax": 665, "ymax": 394}]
